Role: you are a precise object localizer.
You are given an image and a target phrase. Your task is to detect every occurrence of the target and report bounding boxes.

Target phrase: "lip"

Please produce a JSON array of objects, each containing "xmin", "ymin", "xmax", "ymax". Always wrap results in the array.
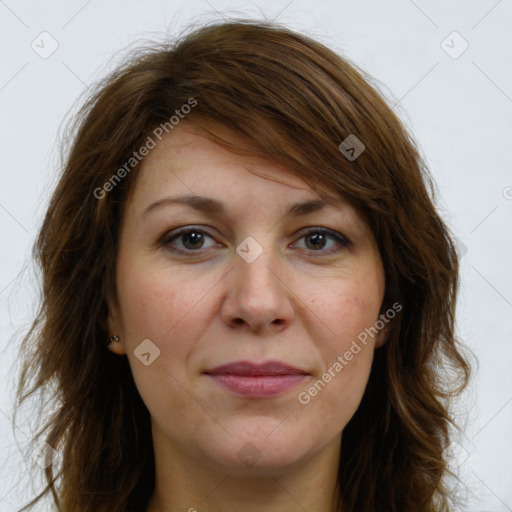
[{"xmin": 203, "ymin": 360, "xmax": 309, "ymax": 398}]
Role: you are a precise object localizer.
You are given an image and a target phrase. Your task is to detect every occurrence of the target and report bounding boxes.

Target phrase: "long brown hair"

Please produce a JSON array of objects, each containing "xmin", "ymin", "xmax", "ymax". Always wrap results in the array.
[{"xmin": 14, "ymin": 18, "xmax": 471, "ymax": 511}]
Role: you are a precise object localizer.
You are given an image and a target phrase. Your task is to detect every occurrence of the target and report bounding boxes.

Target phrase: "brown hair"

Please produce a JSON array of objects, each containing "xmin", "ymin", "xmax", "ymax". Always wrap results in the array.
[{"xmin": 14, "ymin": 18, "xmax": 471, "ymax": 512}]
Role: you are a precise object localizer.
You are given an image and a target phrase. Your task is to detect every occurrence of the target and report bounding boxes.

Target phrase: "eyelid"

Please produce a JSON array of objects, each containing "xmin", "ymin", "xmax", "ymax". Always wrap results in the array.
[
  {"xmin": 295, "ymin": 226, "xmax": 350, "ymax": 246},
  {"xmin": 159, "ymin": 225, "xmax": 351, "ymax": 256},
  {"xmin": 159, "ymin": 225, "xmax": 219, "ymax": 247}
]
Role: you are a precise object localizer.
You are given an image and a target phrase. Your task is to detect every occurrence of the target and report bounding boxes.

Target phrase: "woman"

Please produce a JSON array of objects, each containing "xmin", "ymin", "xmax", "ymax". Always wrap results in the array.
[{"xmin": 15, "ymin": 18, "xmax": 471, "ymax": 512}]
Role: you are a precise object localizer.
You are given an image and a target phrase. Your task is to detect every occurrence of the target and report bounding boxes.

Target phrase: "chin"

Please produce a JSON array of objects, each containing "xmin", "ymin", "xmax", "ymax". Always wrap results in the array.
[{"xmin": 198, "ymin": 425, "xmax": 314, "ymax": 475}]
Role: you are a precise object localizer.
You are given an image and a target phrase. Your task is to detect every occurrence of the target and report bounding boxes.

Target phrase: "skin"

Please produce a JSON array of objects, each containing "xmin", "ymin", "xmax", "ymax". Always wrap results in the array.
[{"xmin": 107, "ymin": 123, "xmax": 387, "ymax": 512}]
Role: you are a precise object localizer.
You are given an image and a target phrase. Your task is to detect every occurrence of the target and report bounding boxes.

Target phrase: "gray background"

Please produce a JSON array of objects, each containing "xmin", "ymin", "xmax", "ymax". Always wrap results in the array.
[{"xmin": 1, "ymin": 0, "xmax": 511, "ymax": 510}]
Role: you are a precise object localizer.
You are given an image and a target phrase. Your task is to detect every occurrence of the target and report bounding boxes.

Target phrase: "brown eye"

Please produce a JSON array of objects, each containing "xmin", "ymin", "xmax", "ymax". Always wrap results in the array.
[
  {"xmin": 161, "ymin": 228, "xmax": 217, "ymax": 254},
  {"xmin": 294, "ymin": 228, "xmax": 350, "ymax": 255},
  {"xmin": 176, "ymin": 230, "xmax": 206, "ymax": 250},
  {"xmin": 160, "ymin": 226, "xmax": 350, "ymax": 257}
]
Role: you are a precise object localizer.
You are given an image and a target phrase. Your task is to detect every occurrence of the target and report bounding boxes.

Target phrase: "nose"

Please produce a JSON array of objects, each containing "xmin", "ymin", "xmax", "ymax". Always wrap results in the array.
[{"xmin": 220, "ymin": 243, "xmax": 295, "ymax": 334}]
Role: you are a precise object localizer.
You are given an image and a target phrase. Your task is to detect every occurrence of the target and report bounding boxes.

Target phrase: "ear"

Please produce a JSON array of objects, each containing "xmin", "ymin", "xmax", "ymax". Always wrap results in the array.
[
  {"xmin": 105, "ymin": 290, "xmax": 127, "ymax": 356},
  {"xmin": 374, "ymin": 321, "xmax": 391, "ymax": 348}
]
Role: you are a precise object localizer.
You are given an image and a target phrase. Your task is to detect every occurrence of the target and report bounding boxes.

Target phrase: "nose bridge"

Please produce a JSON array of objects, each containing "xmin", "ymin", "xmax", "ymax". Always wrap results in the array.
[
  {"xmin": 235, "ymin": 234, "xmax": 282, "ymax": 300},
  {"xmin": 222, "ymin": 232, "xmax": 294, "ymax": 331}
]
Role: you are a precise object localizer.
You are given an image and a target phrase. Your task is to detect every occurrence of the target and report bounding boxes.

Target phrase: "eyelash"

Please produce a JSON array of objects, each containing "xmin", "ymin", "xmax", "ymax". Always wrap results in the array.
[{"xmin": 159, "ymin": 226, "xmax": 350, "ymax": 257}]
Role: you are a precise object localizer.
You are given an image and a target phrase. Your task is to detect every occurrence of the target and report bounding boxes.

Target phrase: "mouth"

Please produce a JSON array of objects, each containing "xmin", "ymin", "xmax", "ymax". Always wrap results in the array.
[{"xmin": 203, "ymin": 360, "xmax": 309, "ymax": 398}]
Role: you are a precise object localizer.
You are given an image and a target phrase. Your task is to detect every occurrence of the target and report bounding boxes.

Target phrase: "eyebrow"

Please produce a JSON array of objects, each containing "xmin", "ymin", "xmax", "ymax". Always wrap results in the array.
[{"xmin": 142, "ymin": 193, "xmax": 335, "ymax": 218}]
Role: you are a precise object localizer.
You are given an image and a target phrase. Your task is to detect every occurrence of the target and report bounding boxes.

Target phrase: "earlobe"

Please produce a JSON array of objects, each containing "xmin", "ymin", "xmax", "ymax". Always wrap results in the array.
[
  {"xmin": 107, "ymin": 334, "xmax": 127, "ymax": 355},
  {"xmin": 375, "ymin": 323, "xmax": 391, "ymax": 348},
  {"xmin": 105, "ymin": 293, "xmax": 127, "ymax": 355}
]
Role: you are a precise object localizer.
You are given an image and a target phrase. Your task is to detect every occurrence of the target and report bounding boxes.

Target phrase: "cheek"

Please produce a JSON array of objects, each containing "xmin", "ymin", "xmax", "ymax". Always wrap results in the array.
[
  {"xmin": 116, "ymin": 267, "xmax": 204, "ymax": 423},
  {"xmin": 306, "ymin": 273, "xmax": 383, "ymax": 353},
  {"xmin": 117, "ymin": 258, "xmax": 208, "ymax": 344},
  {"xmin": 115, "ymin": 259, "xmax": 196, "ymax": 378},
  {"xmin": 297, "ymin": 276, "xmax": 382, "ymax": 424}
]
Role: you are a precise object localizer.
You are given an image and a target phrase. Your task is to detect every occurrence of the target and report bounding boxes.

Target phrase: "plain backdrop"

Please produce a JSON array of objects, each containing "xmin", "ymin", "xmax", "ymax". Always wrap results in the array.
[{"xmin": 1, "ymin": 1, "xmax": 511, "ymax": 510}]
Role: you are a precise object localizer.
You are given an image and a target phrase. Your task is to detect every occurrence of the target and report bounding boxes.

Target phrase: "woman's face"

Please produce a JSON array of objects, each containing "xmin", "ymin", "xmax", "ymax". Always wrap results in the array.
[{"xmin": 108, "ymin": 123, "xmax": 386, "ymax": 476}]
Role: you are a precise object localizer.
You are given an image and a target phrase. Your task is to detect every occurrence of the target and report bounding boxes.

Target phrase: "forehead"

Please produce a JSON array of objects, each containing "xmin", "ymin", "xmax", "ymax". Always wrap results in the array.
[
  {"xmin": 120, "ymin": 124, "xmax": 377, "ymax": 247},
  {"xmin": 129, "ymin": 123, "xmax": 333, "ymax": 206}
]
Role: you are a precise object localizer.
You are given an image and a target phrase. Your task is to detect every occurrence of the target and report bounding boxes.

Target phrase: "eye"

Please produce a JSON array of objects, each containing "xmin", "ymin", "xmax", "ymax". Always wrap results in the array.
[
  {"xmin": 159, "ymin": 226, "xmax": 350, "ymax": 256},
  {"xmin": 160, "ymin": 227, "xmax": 218, "ymax": 254},
  {"xmin": 293, "ymin": 228, "xmax": 350, "ymax": 256}
]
